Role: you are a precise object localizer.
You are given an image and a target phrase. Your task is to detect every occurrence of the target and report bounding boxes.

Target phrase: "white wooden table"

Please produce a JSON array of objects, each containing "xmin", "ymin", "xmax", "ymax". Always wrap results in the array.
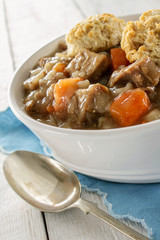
[{"xmin": 1, "ymin": 0, "xmax": 160, "ymax": 239}]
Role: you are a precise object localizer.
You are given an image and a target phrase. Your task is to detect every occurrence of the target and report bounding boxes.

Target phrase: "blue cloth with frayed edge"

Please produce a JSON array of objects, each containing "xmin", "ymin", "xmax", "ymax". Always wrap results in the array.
[{"xmin": 1, "ymin": 108, "xmax": 160, "ymax": 240}]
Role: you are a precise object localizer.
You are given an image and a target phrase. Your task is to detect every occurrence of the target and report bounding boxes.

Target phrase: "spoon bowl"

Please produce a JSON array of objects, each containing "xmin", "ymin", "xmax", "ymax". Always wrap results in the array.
[
  {"xmin": 3, "ymin": 150, "xmax": 149, "ymax": 240},
  {"xmin": 3, "ymin": 151, "xmax": 81, "ymax": 212}
]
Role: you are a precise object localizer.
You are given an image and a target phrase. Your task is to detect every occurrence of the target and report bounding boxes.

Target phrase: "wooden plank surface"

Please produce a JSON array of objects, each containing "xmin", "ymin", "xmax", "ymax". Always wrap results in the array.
[
  {"xmin": 0, "ymin": 0, "xmax": 48, "ymax": 239},
  {"xmin": 4, "ymin": 0, "xmax": 83, "ymax": 67},
  {"xmin": 0, "ymin": 0, "xmax": 13, "ymax": 111},
  {"xmin": 73, "ymin": 0, "xmax": 160, "ymax": 17},
  {"xmin": 0, "ymin": 0, "xmax": 153, "ymax": 239}
]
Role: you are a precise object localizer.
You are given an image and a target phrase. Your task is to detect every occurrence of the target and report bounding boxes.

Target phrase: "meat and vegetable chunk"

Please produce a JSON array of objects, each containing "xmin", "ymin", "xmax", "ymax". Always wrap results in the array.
[
  {"xmin": 108, "ymin": 56, "xmax": 160, "ymax": 88},
  {"xmin": 23, "ymin": 47, "xmax": 160, "ymax": 129},
  {"xmin": 66, "ymin": 49, "xmax": 110, "ymax": 82},
  {"xmin": 23, "ymin": 48, "xmax": 160, "ymax": 129},
  {"xmin": 110, "ymin": 88, "xmax": 150, "ymax": 127},
  {"xmin": 67, "ymin": 84, "xmax": 111, "ymax": 126},
  {"xmin": 110, "ymin": 48, "xmax": 130, "ymax": 70}
]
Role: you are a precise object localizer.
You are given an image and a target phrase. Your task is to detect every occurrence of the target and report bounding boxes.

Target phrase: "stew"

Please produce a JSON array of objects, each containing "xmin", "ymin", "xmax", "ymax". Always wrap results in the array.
[{"xmin": 23, "ymin": 18, "xmax": 160, "ymax": 130}]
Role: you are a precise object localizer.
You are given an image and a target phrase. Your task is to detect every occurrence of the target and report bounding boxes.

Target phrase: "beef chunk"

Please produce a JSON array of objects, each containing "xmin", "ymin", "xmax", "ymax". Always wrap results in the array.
[
  {"xmin": 67, "ymin": 83, "xmax": 111, "ymax": 125},
  {"xmin": 65, "ymin": 49, "xmax": 110, "ymax": 82},
  {"xmin": 108, "ymin": 56, "xmax": 160, "ymax": 88}
]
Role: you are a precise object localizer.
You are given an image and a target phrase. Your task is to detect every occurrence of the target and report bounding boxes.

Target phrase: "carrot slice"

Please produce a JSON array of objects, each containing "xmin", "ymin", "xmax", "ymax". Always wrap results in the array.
[
  {"xmin": 141, "ymin": 120, "xmax": 147, "ymax": 124},
  {"xmin": 110, "ymin": 88, "xmax": 150, "ymax": 127},
  {"xmin": 53, "ymin": 77, "xmax": 83, "ymax": 111},
  {"xmin": 53, "ymin": 62, "xmax": 69, "ymax": 77},
  {"xmin": 46, "ymin": 104, "xmax": 55, "ymax": 113},
  {"xmin": 53, "ymin": 62, "xmax": 66, "ymax": 72},
  {"xmin": 111, "ymin": 48, "xmax": 130, "ymax": 71}
]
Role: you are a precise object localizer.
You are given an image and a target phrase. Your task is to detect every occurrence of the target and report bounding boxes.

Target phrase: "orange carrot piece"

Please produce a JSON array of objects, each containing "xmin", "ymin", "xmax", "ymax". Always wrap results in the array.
[
  {"xmin": 110, "ymin": 88, "xmax": 150, "ymax": 127},
  {"xmin": 111, "ymin": 48, "xmax": 130, "ymax": 71},
  {"xmin": 46, "ymin": 104, "xmax": 55, "ymax": 113},
  {"xmin": 53, "ymin": 77, "xmax": 83, "ymax": 111},
  {"xmin": 53, "ymin": 62, "xmax": 69, "ymax": 77},
  {"xmin": 141, "ymin": 120, "xmax": 147, "ymax": 124},
  {"xmin": 53, "ymin": 62, "xmax": 66, "ymax": 72}
]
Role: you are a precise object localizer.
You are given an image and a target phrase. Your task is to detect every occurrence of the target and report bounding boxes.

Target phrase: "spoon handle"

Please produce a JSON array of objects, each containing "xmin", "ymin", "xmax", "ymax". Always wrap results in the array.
[{"xmin": 75, "ymin": 198, "xmax": 149, "ymax": 240}]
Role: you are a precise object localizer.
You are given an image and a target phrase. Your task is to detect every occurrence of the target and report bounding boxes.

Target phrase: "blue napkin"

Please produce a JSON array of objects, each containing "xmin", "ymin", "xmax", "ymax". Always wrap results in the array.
[{"xmin": 1, "ymin": 108, "xmax": 160, "ymax": 240}]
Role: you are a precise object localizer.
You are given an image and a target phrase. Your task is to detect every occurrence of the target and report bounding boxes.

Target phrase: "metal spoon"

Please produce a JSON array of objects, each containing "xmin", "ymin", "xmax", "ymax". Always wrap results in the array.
[{"xmin": 3, "ymin": 150, "xmax": 149, "ymax": 240}]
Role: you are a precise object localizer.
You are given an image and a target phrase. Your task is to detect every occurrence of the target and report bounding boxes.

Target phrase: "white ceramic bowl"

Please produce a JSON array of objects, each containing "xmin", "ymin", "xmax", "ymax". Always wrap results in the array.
[{"xmin": 9, "ymin": 14, "xmax": 160, "ymax": 183}]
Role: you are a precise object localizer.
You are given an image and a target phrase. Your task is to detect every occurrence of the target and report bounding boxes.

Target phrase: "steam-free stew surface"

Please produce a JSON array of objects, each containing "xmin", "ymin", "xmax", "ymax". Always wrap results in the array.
[{"xmin": 23, "ymin": 44, "xmax": 160, "ymax": 129}]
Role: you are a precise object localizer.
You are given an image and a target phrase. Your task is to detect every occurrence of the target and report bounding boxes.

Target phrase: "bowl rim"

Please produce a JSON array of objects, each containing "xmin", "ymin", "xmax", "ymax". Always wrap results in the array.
[{"xmin": 8, "ymin": 13, "xmax": 160, "ymax": 136}]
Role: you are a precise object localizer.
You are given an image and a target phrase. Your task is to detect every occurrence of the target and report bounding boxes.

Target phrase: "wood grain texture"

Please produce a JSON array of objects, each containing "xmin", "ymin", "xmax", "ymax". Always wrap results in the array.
[
  {"xmin": 0, "ymin": 0, "xmax": 47, "ymax": 239},
  {"xmin": 72, "ymin": 0, "xmax": 160, "ymax": 18},
  {"xmin": 5, "ymin": 0, "xmax": 84, "ymax": 68},
  {"xmin": 0, "ymin": 0, "xmax": 13, "ymax": 111}
]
